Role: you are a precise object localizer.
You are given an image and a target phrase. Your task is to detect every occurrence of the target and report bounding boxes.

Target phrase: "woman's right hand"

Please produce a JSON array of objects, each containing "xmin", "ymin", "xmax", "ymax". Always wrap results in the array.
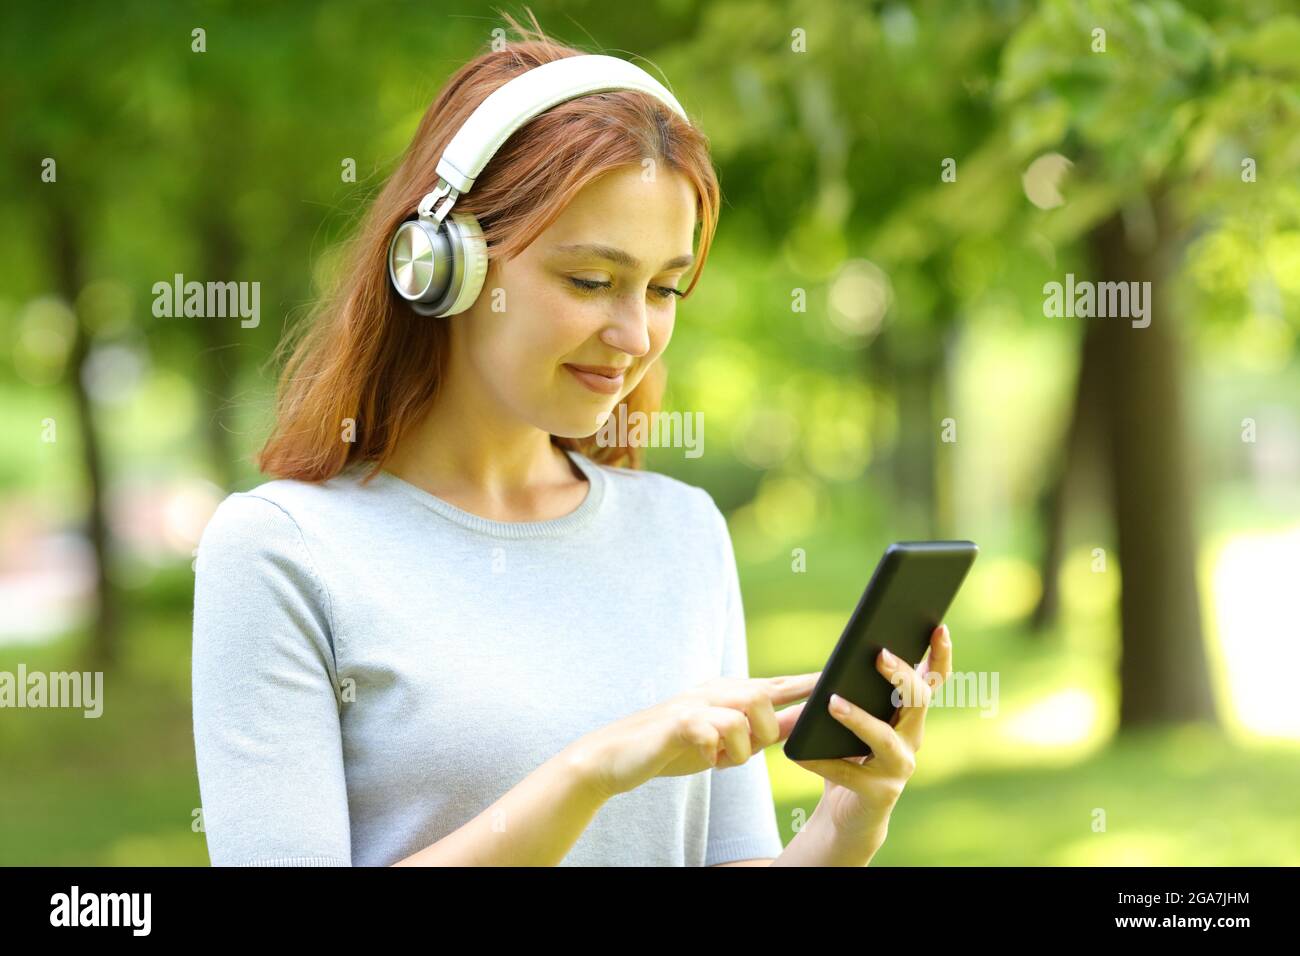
[{"xmin": 573, "ymin": 672, "xmax": 821, "ymax": 799}]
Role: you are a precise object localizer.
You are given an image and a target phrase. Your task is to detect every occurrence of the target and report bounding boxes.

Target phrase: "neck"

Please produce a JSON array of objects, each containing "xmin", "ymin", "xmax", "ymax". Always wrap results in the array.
[{"xmin": 384, "ymin": 366, "xmax": 582, "ymax": 511}]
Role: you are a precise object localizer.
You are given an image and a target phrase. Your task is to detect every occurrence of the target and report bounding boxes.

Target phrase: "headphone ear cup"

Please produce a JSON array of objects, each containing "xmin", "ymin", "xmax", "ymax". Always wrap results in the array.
[
  {"xmin": 388, "ymin": 218, "xmax": 452, "ymax": 312},
  {"xmin": 438, "ymin": 212, "xmax": 488, "ymax": 317}
]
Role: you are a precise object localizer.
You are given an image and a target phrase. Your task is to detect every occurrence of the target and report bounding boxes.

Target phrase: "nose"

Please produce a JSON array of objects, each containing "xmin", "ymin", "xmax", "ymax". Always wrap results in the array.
[{"xmin": 599, "ymin": 291, "xmax": 652, "ymax": 358}]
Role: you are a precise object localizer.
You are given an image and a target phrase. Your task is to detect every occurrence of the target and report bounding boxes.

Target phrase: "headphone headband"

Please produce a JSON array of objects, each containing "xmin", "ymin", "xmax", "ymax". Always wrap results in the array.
[{"xmin": 436, "ymin": 54, "xmax": 689, "ymax": 194}]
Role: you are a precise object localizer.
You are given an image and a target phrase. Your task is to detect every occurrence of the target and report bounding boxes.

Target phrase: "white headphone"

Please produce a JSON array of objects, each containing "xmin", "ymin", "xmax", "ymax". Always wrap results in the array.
[{"xmin": 387, "ymin": 54, "xmax": 690, "ymax": 317}]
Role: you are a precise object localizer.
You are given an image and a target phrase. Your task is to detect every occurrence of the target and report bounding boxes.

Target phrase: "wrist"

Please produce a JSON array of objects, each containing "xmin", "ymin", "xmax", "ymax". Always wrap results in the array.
[
  {"xmin": 557, "ymin": 735, "xmax": 615, "ymax": 806},
  {"xmin": 804, "ymin": 803, "xmax": 888, "ymax": 865}
]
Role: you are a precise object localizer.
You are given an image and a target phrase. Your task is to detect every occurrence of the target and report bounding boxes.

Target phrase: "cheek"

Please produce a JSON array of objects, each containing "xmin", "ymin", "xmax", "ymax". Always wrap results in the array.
[
  {"xmin": 647, "ymin": 309, "xmax": 675, "ymax": 358},
  {"xmin": 471, "ymin": 282, "xmax": 581, "ymax": 374},
  {"xmin": 519, "ymin": 283, "xmax": 603, "ymax": 355}
]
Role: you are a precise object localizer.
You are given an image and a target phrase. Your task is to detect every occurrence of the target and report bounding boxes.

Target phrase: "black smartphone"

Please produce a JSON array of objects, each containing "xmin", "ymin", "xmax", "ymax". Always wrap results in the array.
[{"xmin": 783, "ymin": 540, "xmax": 978, "ymax": 761}]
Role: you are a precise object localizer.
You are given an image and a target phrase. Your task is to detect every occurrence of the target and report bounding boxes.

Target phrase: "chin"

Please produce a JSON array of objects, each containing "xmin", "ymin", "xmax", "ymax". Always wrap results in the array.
[{"xmin": 531, "ymin": 407, "xmax": 605, "ymax": 439}]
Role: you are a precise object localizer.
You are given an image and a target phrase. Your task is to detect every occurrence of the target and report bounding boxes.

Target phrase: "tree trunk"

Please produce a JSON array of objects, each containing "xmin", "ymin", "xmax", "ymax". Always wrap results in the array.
[
  {"xmin": 195, "ymin": 211, "xmax": 241, "ymax": 490},
  {"xmin": 1089, "ymin": 200, "xmax": 1217, "ymax": 729},
  {"xmin": 894, "ymin": 347, "xmax": 939, "ymax": 535},
  {"xmin": 49, "ymin": 201, "xmax": 117, "ymax": 668},
  {"xmin": 878, "ymin": 320, "xmax": 949, "ymax": 538},
  {"xmin": 1030, "ymin": 321, "xmax": 1105, "ymax": 632}
]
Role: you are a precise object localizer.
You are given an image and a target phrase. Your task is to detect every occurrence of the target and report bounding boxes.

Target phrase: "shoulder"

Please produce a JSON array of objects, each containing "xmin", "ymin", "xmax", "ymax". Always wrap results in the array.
[
  {"xmin": 199, "ymin": 482, "xmax": 306, "ymax": 553},
  {"xmin": 194, "ymin": 491, "xmax": 300, "ymax": 595},
  {"xmin": 596, "ymin": 460, "xmax": 720, "ymax": 514},
  {"xmin": 590, "ymin": 459, "xmax": 730, "ymax": 545},
  {"xmin": 198, "ymin": 470, "xmax": 375, "ymax": 552},
  {"xmin": 196, "ymin": 474, "xmax": 362, "ymax": 574},
  {"xmin": 194, "ymin": 480, "xmax": 346, "ymax": 623},
  {"xmin": 192, "ymin": 483, "xmax": 341, "ymax": 657}
]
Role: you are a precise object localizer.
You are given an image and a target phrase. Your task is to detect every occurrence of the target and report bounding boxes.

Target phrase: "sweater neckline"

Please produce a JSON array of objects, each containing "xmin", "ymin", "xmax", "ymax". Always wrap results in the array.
[{"xmin": 373, "ymin": 446, "xmax": 606, "ymax": 539}]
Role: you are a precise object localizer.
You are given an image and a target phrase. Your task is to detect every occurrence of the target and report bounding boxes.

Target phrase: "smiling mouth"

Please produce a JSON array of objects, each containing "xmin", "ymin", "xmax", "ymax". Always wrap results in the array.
[{"xmin": 564, "ymin": 363, "xmax": 627, "ymax": 395}]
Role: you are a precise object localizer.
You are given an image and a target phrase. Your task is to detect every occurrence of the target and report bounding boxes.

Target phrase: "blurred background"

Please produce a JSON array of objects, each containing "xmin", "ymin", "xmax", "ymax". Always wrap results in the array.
[{"xmin": 2, "ymin": 0, "xmax": 1298, "ymax": 865}]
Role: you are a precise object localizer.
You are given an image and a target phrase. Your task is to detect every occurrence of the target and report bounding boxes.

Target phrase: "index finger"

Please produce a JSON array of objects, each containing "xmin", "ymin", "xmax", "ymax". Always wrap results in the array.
[{"xmin": 762, "ymin": 672, "xmax": 821, "ymax": 706}]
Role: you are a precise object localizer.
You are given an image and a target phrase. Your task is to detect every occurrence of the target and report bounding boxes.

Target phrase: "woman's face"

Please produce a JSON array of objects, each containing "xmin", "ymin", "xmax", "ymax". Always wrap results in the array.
[{"xmin": 456, "ymin": 164, "xmax": 699, "ymax": 438}]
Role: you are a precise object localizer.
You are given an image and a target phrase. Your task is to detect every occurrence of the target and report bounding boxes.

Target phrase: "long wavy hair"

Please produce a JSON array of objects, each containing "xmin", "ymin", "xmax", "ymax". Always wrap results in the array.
[{"xmin": 257, "ymin": 8, "xmax": 721, "ymax": 481}]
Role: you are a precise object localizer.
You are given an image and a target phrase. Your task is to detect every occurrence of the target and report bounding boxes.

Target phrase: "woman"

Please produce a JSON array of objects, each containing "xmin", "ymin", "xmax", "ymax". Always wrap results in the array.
[{"xmin": 191, "ymin": 11, "xmax": 953, "ymax": 867}]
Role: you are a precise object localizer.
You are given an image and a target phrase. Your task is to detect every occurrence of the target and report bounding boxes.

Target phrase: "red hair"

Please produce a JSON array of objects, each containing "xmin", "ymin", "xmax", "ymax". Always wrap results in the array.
[{"xmin": 257, "ymin": 8, "xmax": 721, "ymax": 481}]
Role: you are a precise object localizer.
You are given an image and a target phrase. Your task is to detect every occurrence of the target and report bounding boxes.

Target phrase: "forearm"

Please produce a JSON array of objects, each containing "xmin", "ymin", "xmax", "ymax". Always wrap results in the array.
[
  {"xmin": 770, "ymin": 806, "xmax": 887, "ymax": 867},
  {"xmin": 391, "ymin": 743, "xmax": 608, "ymax": 866}
]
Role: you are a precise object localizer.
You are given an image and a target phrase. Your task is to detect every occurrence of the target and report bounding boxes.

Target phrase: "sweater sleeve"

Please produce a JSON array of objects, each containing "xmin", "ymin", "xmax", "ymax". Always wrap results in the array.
[
  {"xmin": 698, "ymin": 492, "xmax": 786, "ymax": 866},
  {"xmin": 191, "ymin": 492, "xmax": 352, "ymax": 866}
]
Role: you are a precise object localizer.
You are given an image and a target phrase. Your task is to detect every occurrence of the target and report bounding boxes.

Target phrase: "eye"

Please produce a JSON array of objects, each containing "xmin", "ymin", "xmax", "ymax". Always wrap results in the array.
[
  {"xmin": 567, "ymin": 276, "xmax": 684, "ymax": 301},
  {"xmin": 568, "ymin": 277, "xmax": 611, "ymax": 292}
]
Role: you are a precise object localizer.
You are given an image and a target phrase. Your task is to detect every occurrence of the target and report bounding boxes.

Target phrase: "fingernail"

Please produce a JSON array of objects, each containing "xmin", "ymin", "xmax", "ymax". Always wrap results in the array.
[
  {"xmin": 829, "ymin": 693, "xmax": 850, "ymax": 716},
  {"xmin": 940, "ymin": 625, "xmax": 951, "ymax": 644},
  {"xmin": 880, "ymin": 648, "xmax": 897, "ymax": 666}
]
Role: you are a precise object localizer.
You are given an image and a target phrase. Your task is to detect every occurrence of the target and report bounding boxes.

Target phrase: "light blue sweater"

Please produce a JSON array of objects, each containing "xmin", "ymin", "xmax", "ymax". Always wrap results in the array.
[{"xmin": 191, "ymin": 447, "xmax": 786, "ymax": 866}]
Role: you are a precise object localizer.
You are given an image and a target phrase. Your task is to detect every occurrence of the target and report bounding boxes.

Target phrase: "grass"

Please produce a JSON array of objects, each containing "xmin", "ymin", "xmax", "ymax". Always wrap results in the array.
[
  {"xmin": 0, "ymin": 608, "xmax": 208, "ymax": 866},
  {"xmin": 774, "ymin": 725, "xmax": 1300, "ymax": 865}
]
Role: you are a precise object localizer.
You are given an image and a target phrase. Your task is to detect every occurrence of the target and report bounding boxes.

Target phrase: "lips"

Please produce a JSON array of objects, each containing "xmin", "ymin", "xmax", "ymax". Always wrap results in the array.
[
  {"xmin": 567, "ymin": 364, "xmax": 630, "ymax": 377},
  {"xmin": 564, "ymin": 363, "xmax": 628, "ymax": 395}
]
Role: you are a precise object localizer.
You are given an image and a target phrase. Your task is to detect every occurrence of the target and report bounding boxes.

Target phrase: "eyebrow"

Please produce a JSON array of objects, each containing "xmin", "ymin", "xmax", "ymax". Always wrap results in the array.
[{"xmin": 551, "ymin": 243, "xmax": 695, "ymax": 272}]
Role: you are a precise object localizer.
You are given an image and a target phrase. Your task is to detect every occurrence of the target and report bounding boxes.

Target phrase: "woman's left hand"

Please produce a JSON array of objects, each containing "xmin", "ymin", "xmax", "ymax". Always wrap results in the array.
[{"xmin": 794, "ymin": 623, "xmax": 952, "ymax": 850}]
